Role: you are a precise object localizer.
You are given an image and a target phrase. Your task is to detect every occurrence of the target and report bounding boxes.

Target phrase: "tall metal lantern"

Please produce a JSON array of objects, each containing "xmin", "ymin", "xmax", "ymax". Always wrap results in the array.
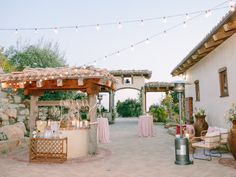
[{"xmin": 174, "ymin": 81, "xmax": 192, "ymax": 165}]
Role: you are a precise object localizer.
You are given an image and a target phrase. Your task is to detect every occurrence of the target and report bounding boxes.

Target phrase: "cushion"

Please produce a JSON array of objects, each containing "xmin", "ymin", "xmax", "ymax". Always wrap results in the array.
[{"xmin": 205, "ymin": 131, "xmax": 220, "ymax": 137}]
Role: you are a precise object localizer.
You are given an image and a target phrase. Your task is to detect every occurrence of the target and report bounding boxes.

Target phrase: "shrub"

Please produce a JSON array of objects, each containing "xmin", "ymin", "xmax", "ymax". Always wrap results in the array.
[{"xmin": 149, "ymin": 104, "xmax": 168, "ymax": 123}]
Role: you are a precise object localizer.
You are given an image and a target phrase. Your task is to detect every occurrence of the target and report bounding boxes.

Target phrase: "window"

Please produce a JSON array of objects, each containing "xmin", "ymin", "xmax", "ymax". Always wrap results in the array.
[
  {"xmin": 219, "ymin": 67, "xmax": 229, "ymax": 97},
  {"xmin": 123, "ymin": 77, "xmax": 132, "ymax": 85},
  {"xmin": 194, "ymin": 80, "xmax": 200, "ymax": 101}
]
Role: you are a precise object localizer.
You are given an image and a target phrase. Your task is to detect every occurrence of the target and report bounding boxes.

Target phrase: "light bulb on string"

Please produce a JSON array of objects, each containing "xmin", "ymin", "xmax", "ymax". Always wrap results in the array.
[
  {"xmin": 103, "ymin": 56, "xmax": 108, "ymax": 61},
  {"xmin": 230, "ymin": 0, "xmax": 236, "ymax": 6},
  {"xmin": 185, "ymin": 13, "xmax": 190, "ymax": 20},
  {"xmin": 34, "ymin": 28, "xmax": 38, "ymax": 34},
  {"xmin": 93, "ymin": 60, "xmax": 97, "ymax": 66},
  {"xmin": 15, "ymin": 29, "xmax": 18, "ymax": 35},
  {"xmin": 145, "ymin": 38, "xmax": 150, "ymax": 44},
  {"xmin": 163, "ymin": 30, "xmax": 167, "ymax": 37},
  {"xmin": 54, "ymin": 27, "xmax": 58, "ymax": 34},
  {"xmin": 229, "ymin": 0, "xmax": 236, "ymax": 11},
  {"xmin": 205, "ymin": 10, "xmax": 212, "ymax": 17},
  {"xmin": 116, "ymin": 51, "xmax": 120, "ymax": 56},
  {"xmin": 183, "ymin": 21, "xmax": 187, "ymax": 28},
  {"xmin": 96, "ymin": 24, "xmax": 101, "ymax": 31},
  {"xmin": 162, "ymin": 16, "xmax": 167, "ymax": 23},
  {"xmin": 118, "ymin": 22, "xmax": 123, "ymax": 29},
  {"xmin": 75, "ymin": 26, "xmax": 79, "ymax": 32},
  {"xmin": 140, "ymin": 19, "xmax": 144, "ymax": 25},
  {"xmin": 131, "ymin": 45, "xmax": 134, "ymax": 51}
]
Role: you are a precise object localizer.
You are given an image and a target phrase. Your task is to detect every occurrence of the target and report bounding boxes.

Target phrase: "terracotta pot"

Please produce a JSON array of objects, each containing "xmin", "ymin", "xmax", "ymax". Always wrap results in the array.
[
  {"xmin": 228, "ymin": 120, "xmax": 236, "ymax": 160},
  {"xmin": 193, "ymin": 115, "xmax": 208, "ymax": 137}
]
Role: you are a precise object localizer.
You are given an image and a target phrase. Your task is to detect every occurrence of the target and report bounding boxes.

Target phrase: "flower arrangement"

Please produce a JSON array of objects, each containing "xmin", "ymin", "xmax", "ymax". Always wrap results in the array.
[
  {"xmin": 225, "ymin": 103, "xmax": 236, "ymax": 122},
  {"xmin": 194, "ymin": 108, "xmax": 206, "ymax": 117}
]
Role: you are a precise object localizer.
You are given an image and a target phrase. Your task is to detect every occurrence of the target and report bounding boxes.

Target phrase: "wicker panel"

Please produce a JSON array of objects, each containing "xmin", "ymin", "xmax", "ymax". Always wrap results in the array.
[{"xmin": 29, "ymin": 138, "xmax": 67, "ymax": 163}]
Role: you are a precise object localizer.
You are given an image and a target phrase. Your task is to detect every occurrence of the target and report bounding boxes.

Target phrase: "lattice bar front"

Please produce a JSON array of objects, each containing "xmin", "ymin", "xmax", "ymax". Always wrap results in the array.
[{"xmin": 29, "ymin": 138, "xmax": 67, "ymax": 163}]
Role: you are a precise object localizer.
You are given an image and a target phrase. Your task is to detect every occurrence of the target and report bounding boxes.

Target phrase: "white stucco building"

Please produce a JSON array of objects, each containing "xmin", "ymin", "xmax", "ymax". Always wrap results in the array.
[{"xmin": 171, "ymin": 11, "xmax": 236, "ymax": 128}]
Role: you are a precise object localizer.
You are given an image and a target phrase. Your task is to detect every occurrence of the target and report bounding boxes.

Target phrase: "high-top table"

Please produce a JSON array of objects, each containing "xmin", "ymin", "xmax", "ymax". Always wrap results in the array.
[
  {"xmin": 97, "ymin": 117, "xmax": 110, "ymax": 143},
  {"xmin": 138, "ymin": 115, "xmax": 154, "ymax": 137}
]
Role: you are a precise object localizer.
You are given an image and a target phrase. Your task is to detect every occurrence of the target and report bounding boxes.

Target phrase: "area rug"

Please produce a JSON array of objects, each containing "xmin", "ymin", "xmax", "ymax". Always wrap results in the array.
[{"xmin": 218, "ymin": 158, "xmax": 236, "ymax": 169}]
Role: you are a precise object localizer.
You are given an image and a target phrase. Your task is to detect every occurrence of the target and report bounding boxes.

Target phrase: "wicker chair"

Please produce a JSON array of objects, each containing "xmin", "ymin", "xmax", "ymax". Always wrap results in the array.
[
  {"xmin": 192, "ymin": 131, "xmax": 221, "ymax": 161},
  {"xmin": 220, "ymin": 131, "xmax": 229, "ymax": 152}
]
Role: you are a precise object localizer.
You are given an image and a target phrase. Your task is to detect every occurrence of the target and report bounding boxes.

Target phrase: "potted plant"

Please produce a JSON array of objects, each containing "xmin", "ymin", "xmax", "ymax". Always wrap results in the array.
[
  {"xmin": 193, "ymin": 108, "xmax": 208, "ymax": 137},
  {"xmin": 225, "ymin": 103, "xmax": 236, "ymax": 160}
]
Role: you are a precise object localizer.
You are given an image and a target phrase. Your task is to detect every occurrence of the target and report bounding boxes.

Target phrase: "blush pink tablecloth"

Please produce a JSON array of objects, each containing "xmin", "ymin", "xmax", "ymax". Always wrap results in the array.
[
  {"xmin": 138, "ymin": 115, "xmax": 154, "ymax": 137},
  {"xmin": 97, "ymin": 117, "xmax": 110, "ymax": 143}
]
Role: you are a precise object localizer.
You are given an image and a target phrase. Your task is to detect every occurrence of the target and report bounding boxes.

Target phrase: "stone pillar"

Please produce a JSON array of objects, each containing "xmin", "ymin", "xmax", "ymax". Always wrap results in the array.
[
  {"xmin": 29, "ymin": 95, "xmax": 38, "ymax": 136},
  {"xmin": 88, "ymin": 93, "xmax": 98, "ymax": 155},
  {"xmin": 108, "ymin": 91, "xmax": 115, "ymax": 122},
  {"xmin": 141, "ymin": 88, "xmax": 146, "ymax": 114},
  {"xmin": 165, "ymin": 91, "xmax": 172, "ymax": 120}
]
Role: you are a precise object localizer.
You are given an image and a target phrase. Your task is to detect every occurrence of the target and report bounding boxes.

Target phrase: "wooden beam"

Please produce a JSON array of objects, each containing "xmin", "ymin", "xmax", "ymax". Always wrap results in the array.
[
  {"xmin": 213, "ymin": 30, "xmax": 236, "ymax": 41},
  {"xmin": 29, "ymin": 96, "xmax": 38, "ymax": 137},
  {"xmin": 197, "ymin": 46, "xmax": 214, "ymax": 55},
  {"xmin": 204, "ymin": 39, "xmax": 224, "ymax": 48},
  {"xmin": 223, "ymin": 21, "xmax": 236, "ymax": 31}
]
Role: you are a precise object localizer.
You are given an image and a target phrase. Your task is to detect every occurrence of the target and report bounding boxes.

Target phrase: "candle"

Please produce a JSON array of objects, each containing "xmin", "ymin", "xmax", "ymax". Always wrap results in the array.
[
  {"xmin": 185, "ymin": 133, "xmax": 189, "ymax": 139},
  {"xmin": 79, "ymin": 121, "xmax": 83, "ymax": 128},
  {"xmin": 85, "ymin": 120, "xmax": 89, "ymax": 127},
  {"xmin": 76, "ymin": 120, "xmax": 80, "ymax": 128},
  {"xmin": 72, "ymin": 120, "xmax": 76, "ymax": 126}
]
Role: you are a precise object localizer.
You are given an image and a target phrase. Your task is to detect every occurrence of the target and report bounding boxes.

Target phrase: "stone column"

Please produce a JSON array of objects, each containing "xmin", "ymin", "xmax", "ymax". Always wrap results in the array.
[
  {"xmin": 141, "ymin": 88, "xmax": 146, "ymax": 114},
  {"xmin": 109, "ymin": 91, "xmax": 115, "ymax": 122},
  {"xmin": 88, "ymin": 93, "xmax": 98, "ymax": 155},
  {"xmin": 165, "ymin": 91, "xmax": 172, "ymax": 120},
  {"xmin": 29, "ymin": 95, "xmax": 39, "ymax": 136}
]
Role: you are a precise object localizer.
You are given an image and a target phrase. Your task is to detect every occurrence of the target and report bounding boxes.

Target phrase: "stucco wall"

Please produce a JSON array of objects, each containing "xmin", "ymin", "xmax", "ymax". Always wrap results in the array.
[
  {"xmin": 115, "ymin": 76, "xmax": 145, "ymax": 91},
  {"xmin": 184, "ymin": 34, "xmax": 236, "ymax": 128}
]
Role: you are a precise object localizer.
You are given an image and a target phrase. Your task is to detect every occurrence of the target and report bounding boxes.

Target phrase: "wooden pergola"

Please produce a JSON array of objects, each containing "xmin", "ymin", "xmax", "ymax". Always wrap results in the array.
[{"xmin": 0, "ymin": 66, "xmax": 117, "ymax": 154}]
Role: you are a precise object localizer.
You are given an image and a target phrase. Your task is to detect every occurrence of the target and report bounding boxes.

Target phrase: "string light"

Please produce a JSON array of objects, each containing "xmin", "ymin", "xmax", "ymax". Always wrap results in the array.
[
  {"xmin": 118, "ymin": 22, "xmax": 123, "ymax": 29},
  {"xmin": 15, "ymin": 29, "xmax": 18, "ymax": 34},
  {"xmin": 140, "ymin": 19, "xmax": 144, "ymax": 25},
  {"xmin": 229, "ymin": 0, "xmax": 236, "ymax": 11},
  {"xmin": 145, "ymin": 38, "xmax": 150, "ymax": 44},
  {"xmin": 54, "ymin": 27, "xmax": 58, "ymax": 34},
  {"xmin": 34, "ymin": 28, "xmax": 38, "ymax": 34},
  {"xmin": 163, "ymin": 30, "xmax": 167, "ymax": 37},
  {"xmin": 185, "ymin": 13, "xmax": 190, "ymax": 20},
  {"xmin": 93, "ymin": 60, "xmax": 97, "ymax": 66},
  {"xmin": 0, "ymin": 1, "xmax": 229, "ymax": 34},
  {"xmin": 183, "ymin": 21, "xmax": 187, "ymax": 28},
  {"xmin": 116, "ymin": 51, "xmax": 120, "ymax": 56},
  {"xmin": 96, "ymin": 24, "xmax": 101, "ymax": 31},
  {"xmin": 81, "ymin": 0, "xmax": 229, "ymax": 67},
  {"xmin": 162, "ymin": 16, "xmax": 167, "ymax": 23},
  {"xmin": 205, "ymin": 10, "xmax": 212, "ymax": 17},
  {"xmin": 103, "ymin": 56, "xmax": 108, "ymax": 61},
  {"xmin": 131, "ymin": 45, "xmax": 134, "ymax": 51}
]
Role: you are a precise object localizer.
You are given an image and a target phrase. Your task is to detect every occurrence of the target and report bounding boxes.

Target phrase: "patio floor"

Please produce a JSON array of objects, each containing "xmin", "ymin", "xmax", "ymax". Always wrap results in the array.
[{"xmin": 0, "ymin": 118, "xmax": 235, "ymax": 177}]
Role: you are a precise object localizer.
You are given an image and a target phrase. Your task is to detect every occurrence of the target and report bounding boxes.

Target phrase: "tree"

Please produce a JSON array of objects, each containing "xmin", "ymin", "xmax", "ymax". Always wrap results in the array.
[
  {"xmin": 5, "ymin": 39, "xmax": 66, "ymax": 71},
  {"xmin": 149, "ymin": 104, "xmax": 168, "ymax": 122},
  {"xmin": 0, "ymin": 50, "xmax": 14, "ymax": 72},
  {"xmin": 4, "ymin": 39, "xmax": 69, "ymax": 100},
  {"xmin": 116, "ymin": 98, "xmax": 142, "ymax": 117}
]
